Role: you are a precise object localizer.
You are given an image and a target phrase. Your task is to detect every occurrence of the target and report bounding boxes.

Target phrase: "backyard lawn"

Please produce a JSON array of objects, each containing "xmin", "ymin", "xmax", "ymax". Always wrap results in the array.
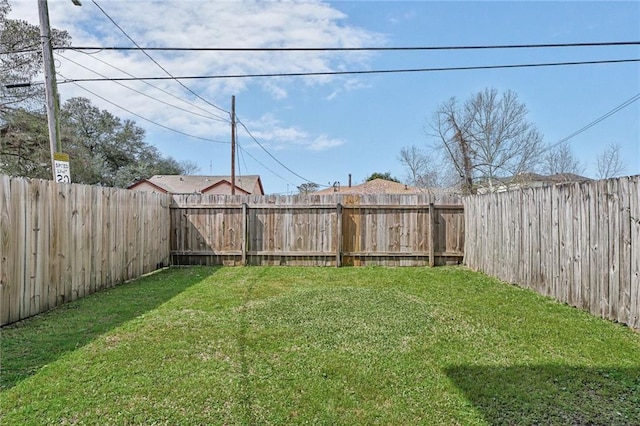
[{"xmin": 1, "ymin": 266, "xmax": 639, "ymax": 425}]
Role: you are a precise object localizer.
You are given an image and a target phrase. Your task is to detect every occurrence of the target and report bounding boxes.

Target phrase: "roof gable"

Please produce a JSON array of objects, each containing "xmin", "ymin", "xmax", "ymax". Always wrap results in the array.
[
  {"xmin": 129, "ymin": 175, "xmax": 263, "ymax": 194},
  {"xmin": 127, "ymin": 179, "xmax": 169, "ymax": 193},
  {"xmin": 201, "ymin": 179, "xmax": 251, "ymax": 195}
]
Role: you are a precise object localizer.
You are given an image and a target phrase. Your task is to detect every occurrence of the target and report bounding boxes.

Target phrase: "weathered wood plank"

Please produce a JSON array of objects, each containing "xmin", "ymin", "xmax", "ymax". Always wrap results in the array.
[
  {"xmin": 571, "ymin": 183, "xmax": 582, "ymax": 309},
  {"xmin": 11, "ymin": 178, "xmax": 27, "ymax": 322},
  {"xmin": 579, "ymin": 182, "xmax": 590, "ymax": 311},
  {"xmin": 462, "ymin": 177, "xmax": 639, "ymax": 331},
  {"xmin": 617, "ymin": 177, "xmax": 631, "ymax": 325},
  {"xmin": 607, "ymin": 178, "xmax": 620, "ymax": 321},
  {"xmin": 169, "ymin": 194, "xmax": 463, "ymax": 267},
  {"xmin": 1, "ymin": 176, "xmax": 171, "ymax": 326},
  {"xmin": 0, "ymin": 176, "xmax": 10, "ymax": 325},
  {"xmin": 629, "ymin": 176, "xmax": 640, "ymax": 330}
]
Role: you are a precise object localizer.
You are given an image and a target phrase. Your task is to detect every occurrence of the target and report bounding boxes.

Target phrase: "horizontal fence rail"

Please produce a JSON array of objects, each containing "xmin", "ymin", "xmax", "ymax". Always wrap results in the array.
[
  {"xmin": 170, "ymin": 193, "xmax": 464, "ymax": 267},
  {"xmin": 464, "ymin": 176, "xmax": 640, "ymax": 331},
  {"xmin": 0, "ymin": 176, "xmax": 171, "ymax": 326}
]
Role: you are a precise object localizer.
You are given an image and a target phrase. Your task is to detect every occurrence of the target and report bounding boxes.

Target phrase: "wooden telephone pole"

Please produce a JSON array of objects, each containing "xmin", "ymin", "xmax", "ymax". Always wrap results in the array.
[
  {"xmin": 38, "ymin": 0, "xmax": 79, "ymax": 183},
  {"xmin": 38, "ymin": 0, "xmax": 62, "ymax": 180},
  {"xmin": 230, "ymin": 95, "xmax": 236, "ymax": 195}
]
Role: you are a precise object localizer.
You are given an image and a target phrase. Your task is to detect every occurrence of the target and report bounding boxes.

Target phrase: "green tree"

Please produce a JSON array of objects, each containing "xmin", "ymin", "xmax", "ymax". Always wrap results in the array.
[
  {"xmin": 1, "ymin": 0, "xmax": 71, "ymax": 111},
  {"xmin": 0, "ymin": 108, "xmax": 51, "ymax": 178},
  {"xmin": 1, "ymin": 97, "xmax": 193, "ymax": 187},
  {"xmin": 0, "ymin": 0, "xmax": 70, "ymax": 178},
  {"xmin": 0, "ymin": 4, "xmax": 190, "ymax": 187},
  {"xmin": 60, "ymin": 97, "xmax": 185, "ymax": 187},
  {"xmin": 365, "ymin": 172, "xmax": 400, "ymax": 183}
]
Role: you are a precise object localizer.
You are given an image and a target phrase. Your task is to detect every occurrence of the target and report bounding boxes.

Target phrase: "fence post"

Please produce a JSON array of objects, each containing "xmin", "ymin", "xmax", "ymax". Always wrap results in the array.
[
  {"xmin": 241, "ymin": 203, "xmax": 248, "ymax": 266},
  {"xmin": 429, "ymin": 203, "xmax": 435, "ymax": 267},
  {"xmin": 336, "ymin": 203, "xmax": 343, "ymax": 267}
]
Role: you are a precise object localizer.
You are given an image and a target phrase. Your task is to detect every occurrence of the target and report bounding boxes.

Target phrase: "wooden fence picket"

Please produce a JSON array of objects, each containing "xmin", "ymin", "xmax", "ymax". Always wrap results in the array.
[
  {"xmin": 464, "ymin": 176, "xmax": 640, "ymax": 330},
  {"xmin": 0, "ymin": 176, "xmax": 170, "ymax": 326}
]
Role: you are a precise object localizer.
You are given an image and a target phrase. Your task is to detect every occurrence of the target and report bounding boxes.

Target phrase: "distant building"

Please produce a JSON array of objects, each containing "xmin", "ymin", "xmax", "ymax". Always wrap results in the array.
[
  {"xmin": 476, "ymin": 173, "xmax": 591, "ymax": 194},
  {"xmin": 315, "ymin": 178, "xmax": 424, "ymax": 195},
  {"xmin": 128, "ymin": 175, "xmax": 264, "ymax": 195}
]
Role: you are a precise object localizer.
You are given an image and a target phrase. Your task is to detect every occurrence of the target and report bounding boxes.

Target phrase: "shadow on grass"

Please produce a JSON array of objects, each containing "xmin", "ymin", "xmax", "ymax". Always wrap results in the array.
[
  {"xmin": 445, "ymin": 364, "xmax": 640, "ymax": 426},
  {"xmin": 237, "ymin": 273, "xmax": 256, "ymax": 425},
  {"xmin": 1, "ymin": 266, "xmax": 219, "ymax": 391}
]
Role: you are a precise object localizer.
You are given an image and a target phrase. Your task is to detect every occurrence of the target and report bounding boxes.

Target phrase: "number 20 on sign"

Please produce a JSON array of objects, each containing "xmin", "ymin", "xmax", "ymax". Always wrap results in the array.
[{"xmin": 53, "ymin": 152, "xmax": 71, "ymax": 183}]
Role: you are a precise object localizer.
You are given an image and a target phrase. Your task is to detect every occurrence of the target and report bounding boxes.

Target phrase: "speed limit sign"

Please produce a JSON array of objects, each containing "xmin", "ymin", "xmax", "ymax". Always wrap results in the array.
[{"xmin": 53, "ymin": 152, "xmax": 71, "ymax": 183}]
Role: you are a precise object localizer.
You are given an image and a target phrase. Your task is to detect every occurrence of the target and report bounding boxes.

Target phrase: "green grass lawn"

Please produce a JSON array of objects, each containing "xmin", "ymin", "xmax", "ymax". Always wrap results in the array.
[{"xmin": 2, "ymin": 266, "xmax": 639, "ymax": 425}]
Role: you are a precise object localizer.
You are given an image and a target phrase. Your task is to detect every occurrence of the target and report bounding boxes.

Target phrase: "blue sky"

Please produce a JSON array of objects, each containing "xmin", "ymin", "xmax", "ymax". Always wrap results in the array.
[{"xmin": 9, "ymin": 1, "xmax": 640, "ymax": 194}]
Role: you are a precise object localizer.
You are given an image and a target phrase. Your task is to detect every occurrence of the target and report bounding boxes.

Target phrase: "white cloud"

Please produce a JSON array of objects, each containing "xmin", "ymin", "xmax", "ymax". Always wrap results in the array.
[
  {"xmin": 242, "ymin": 114, "xmax": 344, "ymax": 152},
  {"xmin": 325, "ymin": 90, "xmax": 339, "ymax": 101},
  {"xmin": 309, "ymin": 134, "xmax": 345, "ymax": 151},
  {"xmin": 7, "ymin": 0, "xmax": 380, "ymax": 157}
]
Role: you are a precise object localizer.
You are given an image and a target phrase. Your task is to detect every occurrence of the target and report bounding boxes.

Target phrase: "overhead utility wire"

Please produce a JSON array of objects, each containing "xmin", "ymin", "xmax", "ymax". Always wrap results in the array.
[
  {"xmin": 61, "ymin": 41, "xmax": 640, "ymax": 52},
  {"xmin": 548, "ymin": 92, "xmax": 640, "ymax": 150},
  {"xmin": 236, "ymin": 143, "xmax": 296, "ymax": 186},
  {"xmin": 58, "ymin": 72, "xmax": 229, "ymax": 144},
  {"xmin": 56, "ymin": 52, "xmax": 229, "ymax": 122},
  {"xmin": 11, "ymin": 40, "xmax": 640, "ymax": 55},
  {"xmin": 236, "ymin": 117, "xmax": 322, "ymax": 186},
  {"xmin": 72, "ymin": 49, "xmax": 229, "ymax": 122},
  {"xmin": 236, "ymin": 133, "xmax": 245, "ymax": 180},
  {"xmin": 90, "ymin": 0, "xmax": 230, "ymax": 116},
  {"xmin": 56, "ymin": 58, "xmax": 640, "ymax": 84}
]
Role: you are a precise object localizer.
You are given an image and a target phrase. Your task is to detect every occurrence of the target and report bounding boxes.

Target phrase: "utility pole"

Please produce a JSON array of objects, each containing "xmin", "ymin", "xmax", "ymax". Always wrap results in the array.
[
  {"xmin": 230, "ymin": 95, "xmax": 236, "ymax": 195},
  {"xmin": 38, "ymin": 0, "xmax": 79, "ymax": 183},
  {"xmin": 38, "ymin": 0, "xmax": 62, "ymax": 180}
]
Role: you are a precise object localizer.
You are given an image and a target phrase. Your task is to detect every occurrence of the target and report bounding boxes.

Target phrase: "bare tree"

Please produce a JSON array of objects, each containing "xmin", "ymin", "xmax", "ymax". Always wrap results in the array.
[
  {"xmin": 179, "ymin": 160, "xmax": 201, "ymax": 175},
  {"xmin": 398, "ymin": 145, "xmax": 440, "ymax": 187},
  {"xmin": 430, "ymin": 88, "xmax": 544, "ymax": 193},
  {"xmin": 596, "ymin": 142, "xmax": 627, "ymax": 179},
  {"xmin": 540, "ymin": 142, "xmax": 584, "ymax": 177}
]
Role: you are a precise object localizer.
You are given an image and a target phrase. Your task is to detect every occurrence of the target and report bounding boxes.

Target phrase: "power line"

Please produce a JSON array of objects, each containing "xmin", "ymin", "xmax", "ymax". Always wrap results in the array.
[
  {"xmin": 236, "ymin": 143, "xmax": 296, "ymax": 186},
  {"xmin": 236, "ymin": 117, "xmax": 323, "ymax": 186},
  {"xmin": 58, "ymin": 72, "xmax": 230, "ymax": 144},
  {"xmin": 10, "ymin": 40, "xmax": 640, "ymax": 56},
  {"xmin": 56, "ymin": 52, "xmax": 229, "ymax": 122},
  {"xmin": 71, "ymin": 49, "xmax": 229, "ymax": 122},
  {"xmin": 59, "ymin": 40, "xmax": 640, "ymax": 52},
  {"xmin": 90, "ymin": 0, "xmax": 230, "ymax": 117},
  {"xmin": 56, "ymin": 58, "xmax": 640, "ymax": 84},
  {"xmin": 236, "ymin": 132, "xmax": 245, "ymax": 179},
  {"xmin": 548, "ymin": 92, "xmax": 640, "ymax": 150}
]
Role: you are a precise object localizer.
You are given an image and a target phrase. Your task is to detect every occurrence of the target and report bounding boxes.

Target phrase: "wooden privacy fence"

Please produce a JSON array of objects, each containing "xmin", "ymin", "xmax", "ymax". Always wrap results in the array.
[
  {"xmin": 0, "ymin": 175, "xmax": 171, "ymax": 326},
  {"xmin": 464, "ymin": 176, "xmax": 640, "ymax": 330},
  {"xmin": 171, "ymin": 193, "xmax": 464, "ymax": 267}
]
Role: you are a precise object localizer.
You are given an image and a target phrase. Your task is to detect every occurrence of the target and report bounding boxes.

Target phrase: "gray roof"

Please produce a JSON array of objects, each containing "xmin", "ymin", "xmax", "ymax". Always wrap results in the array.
[
  {"xmin": 315, "ymin": 179, "xmax": 423, "ymax": 195},
  {"xmin": 495, "ymin": 173, "xmax": 592, "ymax": 184},
  {"xmin": 132, "ymin": 175, "xmax": 262, "ymax": 194}
]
